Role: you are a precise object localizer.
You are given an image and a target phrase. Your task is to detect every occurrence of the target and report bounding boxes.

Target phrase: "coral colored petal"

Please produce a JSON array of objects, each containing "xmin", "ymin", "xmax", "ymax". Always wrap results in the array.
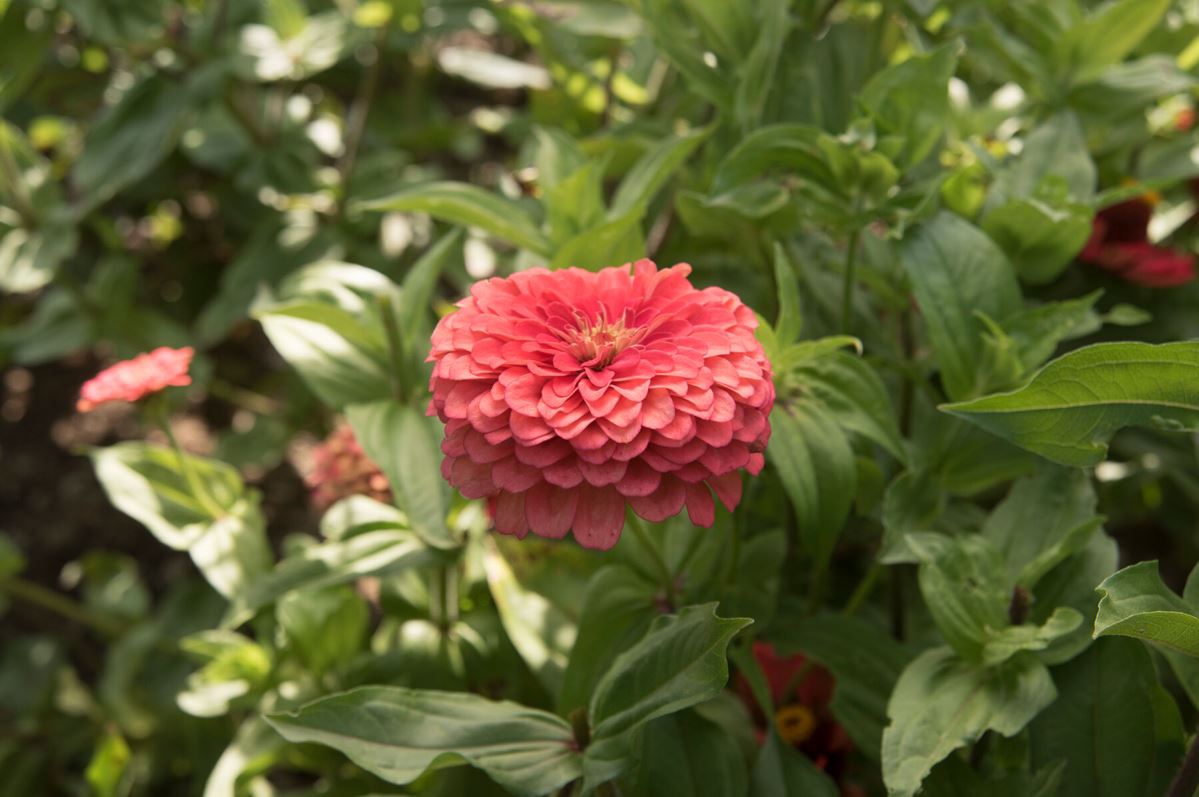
[
  {"xmin": 572, "ymin": 485, "xmax": 625, "ymax": 550},
  {"xmin": 709, "ymin": 471, "xmax": 743, "ymax": 512},
  {"xmin": 525, "ymin": 482, "xmax": 577, "ymax": 538},
  {"xmin": 493, "ymin": 491, "xmax": 529, "ymax": 537},
  {"xmin": 685, "ymin": 483, "xmax": 716, "ymax": 527},
  {"xmin": 629, "ymin": 476, "xmax": 686, "ymax": 522},
  {"xmin": 615, "ymin": 459, "xmax": 661, "ymax": 497}
]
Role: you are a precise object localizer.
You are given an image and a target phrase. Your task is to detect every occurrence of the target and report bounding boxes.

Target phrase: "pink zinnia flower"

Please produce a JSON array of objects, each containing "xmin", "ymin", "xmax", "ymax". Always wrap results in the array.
[
  {"xmin": 77, "ymin": 346, "xmax": 194, "ymax": 412},
  {"xmin": 306, "ymin": 423, "xmax": 392, "ymax": 510},
  {"xmin": 428, "ymin": 259, "xmax": 774, "ymax": 550}
]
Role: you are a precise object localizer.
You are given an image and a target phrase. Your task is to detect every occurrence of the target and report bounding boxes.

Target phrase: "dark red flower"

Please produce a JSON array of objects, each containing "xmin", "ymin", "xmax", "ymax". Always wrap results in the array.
[
  {"xmin": 306, "ymin": 423, "xmax": 392, "ymax": 511},
  {"xmin": 737, "ymin": 642, "xmax": 854, "ymax": 782},
  {"xmin": 1079, "ymin": 198, "xmax": 1195, "ymax": 287},
  {"xmin": 77, "ymin": 347, "xmax": 194, "ymax": 412}
]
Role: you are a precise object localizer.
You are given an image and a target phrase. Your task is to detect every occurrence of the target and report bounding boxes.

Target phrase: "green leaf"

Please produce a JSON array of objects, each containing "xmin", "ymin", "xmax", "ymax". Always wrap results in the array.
[
  {"xmin": 91, "ymin": 443, "xmax": 272, "ymax": 600},
  {"xmin": 712, "ymin": 124, "xmax": 834, "ymax": 196},
  {"xmin": 901, "ymin": 212, "xmax": 1021, "ymax": 401},
  {"xmin": 910, "ymin": 534, "xmax": 1009, "ymax": 660},
  {"xmin": 345, "ymin": 401, "xmax": 454, "ymax": 549},
  {"xmin": 398, "ymin": 230, "xmax": 463, "ymax": 358},
  {"xmin": 882, "ymin": 648, "xmax": 1056, "ymax": 797},
  {"xmin": 545, "ymin": 158, "xmax": 608, "ymax": 246},
  {"xmin": 795, "ymin": 352, "xmax": 906, "ymax": 462},
  {"xmin": 358, "ymin": 182, "xmax": 550, "ymax": 256},
  {"xmin": 771, "ymin": 243, "xmax": 802, "ymax": 346},
  {"xmin": 85, "ymin": 728, "xmax": 130, "ymax": 797},
  {"xmin": 1094, "ymin": 560, "xmax": 1199, "ymax": 658},
  {"xmin": 997, "ymin": 291, "xmax": 1104, "ymax": 373},
  {"xmin": 987, "ymin": 112, "xmax": 1095, "ymax": 209},
  {"xmin": 858, "ymin": 43, "xmax": 957, "ymax": 170},
  {"xmin": 559, "ymin": 564, "xmax": 658, "ymax": 714},
  {"xmin": 0, "ymin": 221, "xmax": 78, "ymax": 294},
  {"xmin": 483, "ymin": 539, "xmax": 576, "ymax": 697},
  {"xmin": 225, "ymin": 529, "xmax": 433, "ymax": 625},
  {"xmin": 75, "ymin": 75, "xmax": 190, "ymax": 207},
  {"xmin": 203, "ymin": 717, "xmax": 288, "ymax": 797},
  {"xmin": 1061, "ymin": 0, "xmax": 1171, "ymax": 84},
  {"xmin": 981, "ymin": 466, "xmax": 1100, "ymax": 589},
  {"xmin": 550, "ymin": 207, "xmax": 646, "ymax": 271},
  {"xmin": 632, "ymin": 709, "xmax": 751, "ymax": 797},
  {"xmin": 1029, "ymin": 638, "xmax": 1184, "ymax": 797},
  {"xmin": 609, "ymin": 127, "xmax": 710, "ymax": 218},
  {"xmin": 266, "ymin": 687, "xmax": 582, "ymax": 796},
  {"xmin": 254, "ymin": 261, "xmax": 396, "ymax": 409},
  {"xmin": 276, "ymin": 586, "xmax": 368, "ymax": 676},
  {"xmin": 0, "ymin": 533, "xmax": 26, "ymax": 582},
  {"xmin": 767, "ymin": 402, "xmax": 856, "ymax": 568},
  {"xmin": 733, "ymin": 0, "xmax": 790, "ymax": 132},
  {"xmin": 584, "ymin": 604, "xmax": 752, "ymax": 788},
  {"xmin": 177, "ymin": 630, "xmax": 272, "ymax": 718},
  {"xmin": 982, "ymin": 195, "xmax": 1092, "ymax": 285},
  {"xmin": 0, "ymin": 5, "xmax": 51, "ymax": 111},
  {"xmin": 750, "ymin": 730, "xmax": 838, "ymax": 797},
  {"xmin": 942, "ymin": 342, "xmax": 1199, "ymax": 467}
]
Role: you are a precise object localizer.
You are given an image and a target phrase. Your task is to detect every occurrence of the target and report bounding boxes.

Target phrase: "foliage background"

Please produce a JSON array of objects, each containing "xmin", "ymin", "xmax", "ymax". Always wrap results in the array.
[{"xmin": 7, "ymin": 0, "xmax": 1199, "ymax": 795}]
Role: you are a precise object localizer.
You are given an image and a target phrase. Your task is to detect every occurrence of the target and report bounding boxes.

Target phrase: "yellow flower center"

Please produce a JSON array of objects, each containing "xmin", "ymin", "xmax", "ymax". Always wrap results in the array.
[{"xmin": 775, "ymin": 704, "xmax": 818, "ymax": 746}]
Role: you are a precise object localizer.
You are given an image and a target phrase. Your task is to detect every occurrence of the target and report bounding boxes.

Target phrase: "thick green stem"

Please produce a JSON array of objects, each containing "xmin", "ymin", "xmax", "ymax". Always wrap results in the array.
[
  {"xmin": 840, "ymin": 231, "xmax": 861, "ymax": 335},
  {"xmin": 625, "ymin": 513, "xmax": 675, "ymax": 606},
  {"xmin": 842, "ymin": 560, "xmax": 882, "ymax": 616},
  {"xmin": 1168, "ymin": 729, "xmax": 1199, "ymax": 797},
  {"xmin": 152, "ymin": 400, "xmax": 225, "ymax": 519},
  {"xmin": 2, "ymin": 577, "xmax": 126, "ymax": 636}
]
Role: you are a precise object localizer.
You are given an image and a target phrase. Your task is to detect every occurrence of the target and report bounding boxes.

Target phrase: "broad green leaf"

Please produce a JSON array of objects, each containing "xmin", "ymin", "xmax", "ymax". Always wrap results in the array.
[
  {"xmin": 0, "ymin": 221, "xmax": 78, "ymax": 294},
  {"xmin": 559, "ymin": 564, "xmax": 658, "ymax": 714},
  {"xmin": 276, "ymin": 586, "xmax": 368, "ymax": 676},
  {"xmin": 75, "ymin": 75, "xmax": 191, "ymax": 207},
  {"xmin": 533, "ymin": 127, "xmax": 588, "ymax": 191},
  {"xmin": 632, "ymin": 709, "xmax": 751, "ymax": 797},
  {"xmin": 942, "ymin": 342, "xmax": 1199, "ymax": 467},
  {"xmin": 640, "ymin": 0, "xmax": 733, "ymax": 109},
  {"xmin": 772, "ymin": 612, "xmax": 911, "ymax": 757},
  {"xmin": 398, "ymin": 230, "xmax": 463, "ymax": 358},
  {"xmin": 1094, "ymin": 560, "xmax": 1199, "ymax": 658},
  {"xmin": 358, "ymin": 182, "xmax": 551, "ymax": 255},
  {"xmin": 771, "ymin": 243, "xmax": 802, "ymax": 345},
  {"xmin": 266, "ymin": 687, "xmax": 582, "ymax": 796},
  {"xmin": 677, "ymin": 0, "xmax": 755, "ymax": 64},
  {"xmin": 177, "ymin": 630, "xmax": 272, "ymax": 718},
  {"xmin": 224, "ymin": 529, "xmax": 433, "ymax": 625},
  {"xmin": 319, "ymin": 494, "xmax": 408, "ymax": 540},
  {"xmin": 923, "ymin": 756, "xmax": 1063, "ymax": 797},
  {"xmin": 997, "ymin": 291, "xmax": 1103, "ymax": 373},
  {"xmin": 750, "ymin": 730, "xmax": 838, "ymax": 797},
  {"xmin": 767, "ymin": 401, "xmax": 855, "ymax": 568},
  {"xmin": 0, "ymin": 5, "xmax": 51, "ymax": 111},
  {"xmin": 91, "ymin": 443, "xmax": 272, "ymax": 600},
  {"xmin": 882, "ymin": 649, "xmax": 1056, "ymax": 797},
  {"xmin": 910, "ymin": 534, "xmax": 1009, "ymax": 660},
  {"xmin": 1070, "ymin": 56, "xmax": 1196, "ymax": 122},
  {"xmin": 1029, "ymin": 638, "xmax": 1184, "ymax": 797},
  {"xmin": 880, "ymin": 470, "xmax": 944, "ymax": 563},
  {"xmin": 1030, "ymin": 532, "xmax": 1119, "ymax": 667},
  {"xmin": 712, "ymin": 124, "xmax": 835, "ymax": 196},
  {"xmin": 254, "ymin": 261, "xmax": 396, "ymax": 408},
  {"xmin": 858, "ymin": 43, "xmax": 957, "ymax": 169},
  {"xmin": 345, "ymin": 401, "xmax": 454, "ymax": 549},
  {"xmin": 609, "ymin": 127, "xmax": 710, "ymax": 218},
  {"xmin": 1061, "ymin": 0, "xmax": 1171, "ymax": 84},
  {"xmin": 795, "ymin": 352, "xmax": 906, "ymax": 462},
  {"xmin": 981, "ymin": 466, "xmax": 1100, "ymax": 589},
  {"xmin": 982, "ymin": 196, "xmax": 1092, "ymax": 285},
  {"xmin": 900, "ymin": 212, "xmax": 1021, "ymax": 401},
  {"xmin": 584, "ymin": 604, "xmax": 752, "ymax": 788},
  {"xmin": 483, "ymin": 540, "xmax": 576, "ymax": 697},
  {"xmin": 545, "ymin": 158, "xmax": 607, "ymax": 246},
  {"xmin": 203, "ymin": 717, "xmax": 287, "ymax": 797}
]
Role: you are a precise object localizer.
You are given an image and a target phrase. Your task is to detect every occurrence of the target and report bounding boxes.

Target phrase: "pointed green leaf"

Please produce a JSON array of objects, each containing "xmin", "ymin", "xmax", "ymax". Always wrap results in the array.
[
  {"xmin": 610, "ymin": 127, "xmax": 711, "ymax": 218},
  {"xmin": 943, "ymin": 342, "xmax": 1199, "ymax": 467},
  {"xmin": 266, "ymin": 687, "xmax": 582, "ymax": 797},
  {"xmin": 1094, "ymin": 560, "xmax": 1199, "ymax": 658}
]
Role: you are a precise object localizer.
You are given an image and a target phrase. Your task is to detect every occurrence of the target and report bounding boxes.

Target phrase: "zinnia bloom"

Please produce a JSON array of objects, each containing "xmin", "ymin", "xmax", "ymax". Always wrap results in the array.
[
  {"xmin": 306, "ymin": 423, "xmax": 391, "ymax": 510},
  {"xmin": 427, "ymin": 260, "xmax": 774, "ymax": 550},
  {"xmin": 736, "ymin": 642, "xmax": 856, "ymax": 791},
  {"xmin": 77, "ymin": 346, "xmax": 194, "ymax": 412},
  {"xmin": 1079, "ymin": 198, "xmax": 1195, "ymax": 287}
]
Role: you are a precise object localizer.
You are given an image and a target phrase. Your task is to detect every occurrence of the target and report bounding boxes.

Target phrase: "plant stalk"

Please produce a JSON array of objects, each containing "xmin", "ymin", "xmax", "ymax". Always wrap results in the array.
[
  {"xmin": 840, "ymin": 230, "xmax": 861, "ymax": 335},
  {"xmin": 2, "ymin": 577, "xmax": 126, "ymax": 636},
  {"xmin": 625, "ymin": 513, "xmax": 676, "ymax": 607},
  {"xmin": 1167, "ymin": 730, "xmax": 1199, "ymax": 797}
]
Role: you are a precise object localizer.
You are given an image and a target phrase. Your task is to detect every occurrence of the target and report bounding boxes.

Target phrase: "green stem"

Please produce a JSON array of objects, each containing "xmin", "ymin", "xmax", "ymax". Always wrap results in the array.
[
  {"xmin": 338, "ymin": 26, "xmax": 387, "ymax": 209},
  {"xmin": 840, "ymin": 230, "xmax": 861, "ymax": 335},
  {"xmin": 842, "ymin": 560, "xmax": 882, "ymax": 617},
  {"xmin": 2, "ymin": 577, "xmax": 126, "ymax": 636},
  {"xmin": 625, "ymin": 513, "xmax": 675, "ymax": 606},
  {"xmin": 152, "ymin": 400, "xmax": 225, "ymax": 519},
  {"xmin": 379, "ymin": 295, "xmax": 407, "ymax": 402},
  {"xmin": 1167, "ymin": 728, "xmax": 1199, "ymax": 797}
]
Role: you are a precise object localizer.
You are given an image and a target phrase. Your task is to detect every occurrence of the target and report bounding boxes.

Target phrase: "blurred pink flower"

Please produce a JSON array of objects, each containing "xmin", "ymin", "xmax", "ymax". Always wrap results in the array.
[
  {"xmin": 77, "ymin": 346, "xmax": 194, "ymax": 412},
  {"xmin": 306, "ymin": 423, "xmax": 391, "ymax": 511},
  {"xmin": 428, "ymin": 260, "xmax": 774, "ymax": 549}
]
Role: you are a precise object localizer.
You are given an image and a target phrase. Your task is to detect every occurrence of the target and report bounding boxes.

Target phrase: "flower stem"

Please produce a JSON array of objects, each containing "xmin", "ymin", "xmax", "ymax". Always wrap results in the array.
[
  {"xmin": 2, "ymin": 576, "xmax": 126, "ymax": 636},
  {"xmin": 842, "ymin": 560, "xmax": 882, "ymax": 616},
  {"xmin": 625, "ymin": 513, "xmax": 675, "ymax": 606},
  {"xmin": 151, "ymin": 399, "xmax": 225, "ymax": 519},
  {"xmin": 839, "ymin": 230, "xmax": 861, "ymax": 335}
]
